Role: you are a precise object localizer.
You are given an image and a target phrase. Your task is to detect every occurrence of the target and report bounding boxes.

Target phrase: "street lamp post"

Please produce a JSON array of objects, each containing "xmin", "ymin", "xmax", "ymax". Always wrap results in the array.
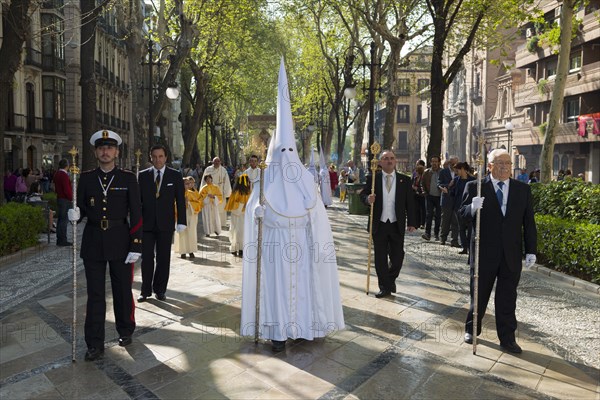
[
  {"xmin": 505, "ymin": 121, "xmax": 514, "ymax": 175},
  {"xmin": 343, "ymin": 41, "xmax": 379, "ymax": 176},
  {"xmin": 143, "ymin": 39, "xmax": 179, "ymax": 152}
]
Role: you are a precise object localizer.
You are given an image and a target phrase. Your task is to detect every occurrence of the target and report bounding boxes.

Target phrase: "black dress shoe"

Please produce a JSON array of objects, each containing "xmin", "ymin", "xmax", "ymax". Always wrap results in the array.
[
  {"xmin": 84, "ymin": 347, "xmax": 104, "ymax": 361},
  {"xmin": 57, "ymin": 242, "xmax": 73, "ymax": 247},
  {"xmin": 464, "ymin": 333, "xmax": 473, "ymax": 344},
  {"xmin": 118, "ymin": 336, "xmax": 132, "ymax": 347},
  {"xmin": 450, "ymin": 241, "xmax": 461, "ymax": 248},
  {"xmin": 500, "ymin": 341, "xmax": 522, "ymax": 354},
  {"xmin": 181, "ymin": 254, "xmax": 187, "ymax": 259},
  {"xmin": 271, "ymin": 340, "xmax": 286, "ymax": 352},
  {"xmin": 458, "ymin": 249, "xmax": 468, "ymax": 254},
  {"xmin": 189, "ymin": 253, "xmax": 195, "ymax": 259},
  {"xmin": 390, "ymin": 284, "xmax": 397, "ymax": 294},
  {"xmin": 375, "ymin": 290, "xmax": 392, "ymax": 298},
  {"xmin": 156, "ymin": 293, "xmax": 166, "ymax": 301},
  {"xmin": 137, "ymin": 295, "xmax": 148, "ymax": 302}
]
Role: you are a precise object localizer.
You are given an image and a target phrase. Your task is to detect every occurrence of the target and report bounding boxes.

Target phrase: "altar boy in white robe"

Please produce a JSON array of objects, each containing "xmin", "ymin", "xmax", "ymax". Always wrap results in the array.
[{"xmin": 240, "ymin": 59, "xmax": 345, "ymax": 352}]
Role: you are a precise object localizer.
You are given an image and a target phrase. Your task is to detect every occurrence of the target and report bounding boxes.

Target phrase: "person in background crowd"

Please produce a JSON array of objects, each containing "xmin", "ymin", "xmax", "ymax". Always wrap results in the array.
[
  {"xmin": 15, "ymin": 168, "xmax": 29, "ymax": 201},
  {"xmin": 438, "ymin": 155, "xmax": 460, "ymax": 247},
  {"xmin": 564, "ymin": 169, "xmax": 572, "ymax": 178},
  {"xmin": 244, "ymin": 155, "xmax": 260, "ymax": 189},
  {"xmin": 329, "ymin": 164, "xmax": 339, "ymax": 197},
  {"xmin": 202, "ymin": 157, "xmax": 232, "ymax": 227},
  {"xmin": 421, "ymin": 156, "xmax": 442, "ymax": 241},
  {"xmin": 191, "ymin": 163, "xmax": 204, "ymax": 189},
  {"xmin": 528, "ymin": 170, "xmax": 539, "ymax": 184},
  {"xmin": 199, "ymin": 175, "xmax": 223, "ymax": 237},
  {"xmin": 360, "ymin": 150, "xmax": 417, "ymax": 298},
  {"xmin": 138, "ymin": 144, "xmax": 187, "ymax": 302},
  {"xmin": 450, "ymin": 162, "xmax": 475, "ymax": 256},
  {"xmin": 25, "ymin": 168, "xmax": 41, "ymax": 192},
  {"xmin": 40, "ymin": 168, "xmax": 51, "ymax": 193},
  {"xmin": 225, "ymin": 174, "xmax": 250, "ymax": 257},
  {"xmin": 53, "ymin": 159, "xmax": 73, "ymax": 246},
  {"xmin": 4, "ymin": 169, "xmax": 17, "ymax": 202},
  {"xmin": 411, "ymin": 162, "xmax": 426, "ymax": 229},
  {"xmin": 516, "ymin": 168, "xmax": 529, "ymax": 183},
  {"xmin": 556, "ymin": 169, "xmax": 565, "ymax": 181},
  {"xmin": 67, "ymin": 129, "xmax": 142, "ymax": 361},
  {"xmin": 174, "ymin": 177, "xmax": 202, "ymax": 259},
  {"xmin": 343, "ymin": 160, "xmax": 358, "ymax": 183},
  {"xmin": 338, "ymin": 170, "xmax": 348, "ymax": 203}
]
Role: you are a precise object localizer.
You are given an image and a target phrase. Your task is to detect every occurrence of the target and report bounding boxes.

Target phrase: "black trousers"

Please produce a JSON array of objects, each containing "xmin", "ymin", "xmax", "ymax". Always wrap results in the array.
[
  {"xmin": 465, "ymin": 253, "xmax": 521, "ymax": 343},
  {"xmin": 425, "ymin": 195, "xmax": 441, "ymax": 237},
  {"xmin": 373, "ymin": 221, "xmax": 405, "ymax": 292},
  {"xmin": 84, "ymin": 259, "xmax": 135, "ymax": 349},
  {"xmin": 141, "ymin": 229, "xmax": 174, "ymax": 296},
  {"xmin": 56, "ymin": 198, "xmax": 71, "ymax": 244}
]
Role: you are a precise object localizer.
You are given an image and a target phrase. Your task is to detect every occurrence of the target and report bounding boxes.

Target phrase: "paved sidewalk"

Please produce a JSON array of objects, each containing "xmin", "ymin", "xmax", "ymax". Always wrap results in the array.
[{"xmin": 0, "ymin": 200, "xmax": 598, "ymax": 399}]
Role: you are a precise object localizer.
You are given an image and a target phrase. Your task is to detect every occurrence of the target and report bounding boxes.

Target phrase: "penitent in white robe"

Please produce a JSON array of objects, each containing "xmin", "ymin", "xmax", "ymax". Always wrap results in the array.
[
  {"xmin": 201, "ymin": 196, "xmax": 221, "ymax": 236},
  {"xmin": 240, "ymin": 187, "xmax": 345, "ymax": 341}
]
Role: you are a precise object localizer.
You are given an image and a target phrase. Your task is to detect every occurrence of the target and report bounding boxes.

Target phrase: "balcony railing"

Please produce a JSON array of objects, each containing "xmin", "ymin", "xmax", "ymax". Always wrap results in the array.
[
  {"xmin": 42, "ymin": 56, "xmax": 65, "ymax": 72},
  {"xmin": 25, "ymin": 48, "xmax": 42, "ymax": 68},
  {"xmin": 43, "ymin": 118, "xmax": 66, "ymax": 134},
  {"xmin": 27, "ymin": 117, "xmax": 43, "ymax": 133},
  {"xmin": 5, "ymin": 113, "xmax": 26, "ymax": 131}
]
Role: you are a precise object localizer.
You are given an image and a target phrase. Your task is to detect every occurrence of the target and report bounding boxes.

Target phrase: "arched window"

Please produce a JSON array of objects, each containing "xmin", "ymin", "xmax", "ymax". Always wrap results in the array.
[{"xmin": 552, "ymin": 154, "xmax": 560, "ymax": 175}]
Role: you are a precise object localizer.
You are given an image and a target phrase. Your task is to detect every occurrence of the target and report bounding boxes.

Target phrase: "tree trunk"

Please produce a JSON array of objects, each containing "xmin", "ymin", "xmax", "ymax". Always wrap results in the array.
[
  {"xmin": 426, "ymin": 34, "xmax": 446, "ymax": 164},
  {"xmin": 540, "ymin": 1, "xmax": 576, "ymax": 183},
  {"xmin": 0, "ymin": 0, "xmax": 32, "ymax": 204},
  {"xmin": 80, "ymin": 0, "xmax": 99, "ymax": 170}
]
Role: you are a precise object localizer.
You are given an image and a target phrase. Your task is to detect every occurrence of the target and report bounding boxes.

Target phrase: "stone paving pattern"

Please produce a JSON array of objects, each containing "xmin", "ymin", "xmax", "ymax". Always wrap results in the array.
[{"xmin": 1, "ymin": 200, "xmax": 599, "ymax": 399}]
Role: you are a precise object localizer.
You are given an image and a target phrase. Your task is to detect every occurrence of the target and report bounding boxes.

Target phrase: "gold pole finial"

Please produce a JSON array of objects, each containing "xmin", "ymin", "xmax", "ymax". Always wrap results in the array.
[{"xmin": 68, "ymin": 146, "xmax": 80, "ymax": 174}]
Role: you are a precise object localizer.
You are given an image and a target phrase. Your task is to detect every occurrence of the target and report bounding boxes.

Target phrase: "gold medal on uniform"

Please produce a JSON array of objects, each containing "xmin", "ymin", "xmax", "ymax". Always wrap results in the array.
[{"xmin": 90, "ymin": 197, "xmax": 95, "ymax": 206}]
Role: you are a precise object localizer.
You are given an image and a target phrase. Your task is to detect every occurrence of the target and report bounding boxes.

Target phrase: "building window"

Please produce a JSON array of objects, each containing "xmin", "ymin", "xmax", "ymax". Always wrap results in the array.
[
  {"xmin": 553, "ymin": 154, "xmax": 560, "ymax": 175},
  {"xmin": 398, "ymin": 79, "xmax": 410, "ymax": 96},
  {"xmin": 547, "ymin": 61, "xmax": 557, "ymax": 78},
  {"xmin": 569, "ymin": 53, "xmax": 581, "ymax": 72},
  {"xmin": 42, "ymin": 77, "xmax": 66, "ymax": 133},
  {"xmin": 565, "ymin": 97, "xmax": 580, "ymax": 122},
  {"xmin": 561, "ymin": 154, "xmax": 569, "ymax": 172},
  {"xmin": 417, "ymin": 105, "xmax": 422, "ymax": 123},
  {"xmin": 396, "ymin": 105, "xmax": 410, "ymax": 123},
  {"xmin": 417, "ymin": 79, "xmax": 429, "ymax": 92},
  {"xmin": 397, "ymin": 131, "xmax": 408, "ymax": 150},
  {"xmin": 41, "ymin": 14, "xmax": 65, "ymax": 71}
]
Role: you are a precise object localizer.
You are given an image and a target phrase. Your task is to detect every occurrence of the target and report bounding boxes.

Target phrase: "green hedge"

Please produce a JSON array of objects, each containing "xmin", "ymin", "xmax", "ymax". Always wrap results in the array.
[
  {"xmin": 531, "ymin": 179, "xmax": 600, "ymax": 224},
  {"xmin": 0, "ymin": 202, "xmax": 46, "ymax": 256},
  {"xmin": 535, "ymin": 214, "xmax": 600, "ymax": 284},
  {"xmin": 42, "ymin": 192, "xmax": 57, "ymax": 211}
]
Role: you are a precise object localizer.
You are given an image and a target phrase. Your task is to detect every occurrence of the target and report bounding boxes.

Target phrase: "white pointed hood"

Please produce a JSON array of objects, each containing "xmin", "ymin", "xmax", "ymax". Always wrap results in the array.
[{"xmin": 263, "ymin": 58, "xmax": 318, "ymax": 216}]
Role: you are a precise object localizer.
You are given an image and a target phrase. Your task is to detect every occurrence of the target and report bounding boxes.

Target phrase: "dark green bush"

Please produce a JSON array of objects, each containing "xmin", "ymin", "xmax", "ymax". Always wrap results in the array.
[
  {"xmin": 535, "ymin": 215, "xmax": 600, "ymax": 284},
  {"xmin": 531, "ymin": 179, "xmax": 600, "ymax": 224},
  {"xmin": 0, "ymin": 202, "xmax": 46, "ymax": 256}
]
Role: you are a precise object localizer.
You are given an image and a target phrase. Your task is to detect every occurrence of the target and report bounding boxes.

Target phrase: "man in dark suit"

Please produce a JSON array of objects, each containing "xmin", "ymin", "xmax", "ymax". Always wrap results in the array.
[
  {"xmin": 68, "ymin": 129, "xmax": 142, "ymax": 361},
  {"xmin": 138, "ymin": 144, "xmax": 186, "ymax": 302},
  {"xmin": 460, "ymin": 149, "xmax": 537, "ymax": 354},
  {"xmin": 438, "ymin": 155, "xmax": 459, "ymax": 246},
  {"xmin": 360, "ymin": 150, "xmax": 417, "ymax": 298}
]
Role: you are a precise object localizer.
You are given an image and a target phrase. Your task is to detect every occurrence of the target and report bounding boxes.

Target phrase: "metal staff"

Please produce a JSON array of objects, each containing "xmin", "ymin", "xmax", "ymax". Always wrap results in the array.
[
  {"xmin": 366, "ymin": 142, "xmax": 381, "ymax": 295},
  {"xmin": 135, "ymin": 149, "xmax": 142, "ymax": 180},
  {"xmin": 254, "ymin": 161, "xmax": 267, "ymax": 344},
  {"xmin": 472, "ymin": 135, "xmax": 485, "ymax": 355},
  {"xmin": 68, "ymin": 146, "xmax": 80, "ymax": 362}
]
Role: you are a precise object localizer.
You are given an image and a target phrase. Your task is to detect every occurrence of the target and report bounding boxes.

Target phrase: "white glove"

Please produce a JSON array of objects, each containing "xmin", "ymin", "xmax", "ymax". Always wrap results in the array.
[
  {"xmin": 254, "ymin": 205, "xmax": 265, "ymax": 219},
  {"xmin": 68, "ymin": 207, "xmax": 80, "ymax": 222},
  {"xmin": 525, "ymin": 254, "xmax": 536, "ymax": 269},
  {"xmin": 471, "ymin": 197, "xmax": 484, "ymax": 215},
  {"xmin": 176, "ymin": 224, "xmax": 187, "ymax": 233},
  {"xmin": 125, "ymin": 252, "xmax": 141, "ymax": 264}
]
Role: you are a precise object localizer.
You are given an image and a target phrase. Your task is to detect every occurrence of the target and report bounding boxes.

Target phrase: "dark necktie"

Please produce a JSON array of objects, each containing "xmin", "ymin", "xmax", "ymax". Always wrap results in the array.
[
  {"xmin": 155, "ymin": 170, "xmax": 161, "ymax": 197},
  {"xmin": 496, "ymin": 181, "xmax": 504, "ymax": 210}
]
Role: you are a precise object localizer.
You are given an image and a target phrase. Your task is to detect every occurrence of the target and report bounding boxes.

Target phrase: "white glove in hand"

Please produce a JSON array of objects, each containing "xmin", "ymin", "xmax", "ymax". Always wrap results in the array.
[
  {"xmin": 254, "ymin": 205, "xmax": 265, "ymax": 219},
  {"xmin": 125, "ymin": 252, "xmax": 141, "ymax": 264},
  {"xmin": 68, "ymin": 207, "xmax": 80, "ymax": 222},
  {"xmin": 525, "ymin": 254, "xmax": 536, "ymax": 269},
  {"xmin": 471, "ymin": 197, "xmax": 484, "ymax": 215},
  {"xmin": 176, "ymin": 224, "xmax": 187, "ymax": 233}
]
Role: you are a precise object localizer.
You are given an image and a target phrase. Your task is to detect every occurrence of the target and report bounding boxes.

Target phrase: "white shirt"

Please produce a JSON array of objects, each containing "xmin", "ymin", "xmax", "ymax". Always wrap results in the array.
[
  {"xmin": 380, "ymin": 172, "xmax": 397, "ymax": 223},
  {"xmin": 154, "ymin": 166, "xmax": 166, "ymax": 192},
  {"xmin": 491, "ymin": 177, "xmax": 510, "ymax": 216}
]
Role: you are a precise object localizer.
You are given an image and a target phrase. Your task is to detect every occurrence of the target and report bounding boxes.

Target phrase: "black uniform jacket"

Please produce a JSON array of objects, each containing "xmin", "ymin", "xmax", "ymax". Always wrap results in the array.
[
  {"xmin": 78, "ymin": 167, "xmax": 143, "ymax": 261},
  {"xmin": 459, "ymin": 176, "xmax": 537, "ymax": 272},
  {"xmin": 360, "ymin": 171, "xmax": 417, "ymax": 235},
  {"xmin": 138, "ymin": 167, "xmax": 186, "ymax": 232}
]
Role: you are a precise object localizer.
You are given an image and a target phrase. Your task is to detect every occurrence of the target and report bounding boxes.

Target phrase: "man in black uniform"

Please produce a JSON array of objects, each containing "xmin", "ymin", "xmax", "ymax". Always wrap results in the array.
[{"xmin": 68, "ymin": 129, "xmax": 142, "ymax": 361}]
